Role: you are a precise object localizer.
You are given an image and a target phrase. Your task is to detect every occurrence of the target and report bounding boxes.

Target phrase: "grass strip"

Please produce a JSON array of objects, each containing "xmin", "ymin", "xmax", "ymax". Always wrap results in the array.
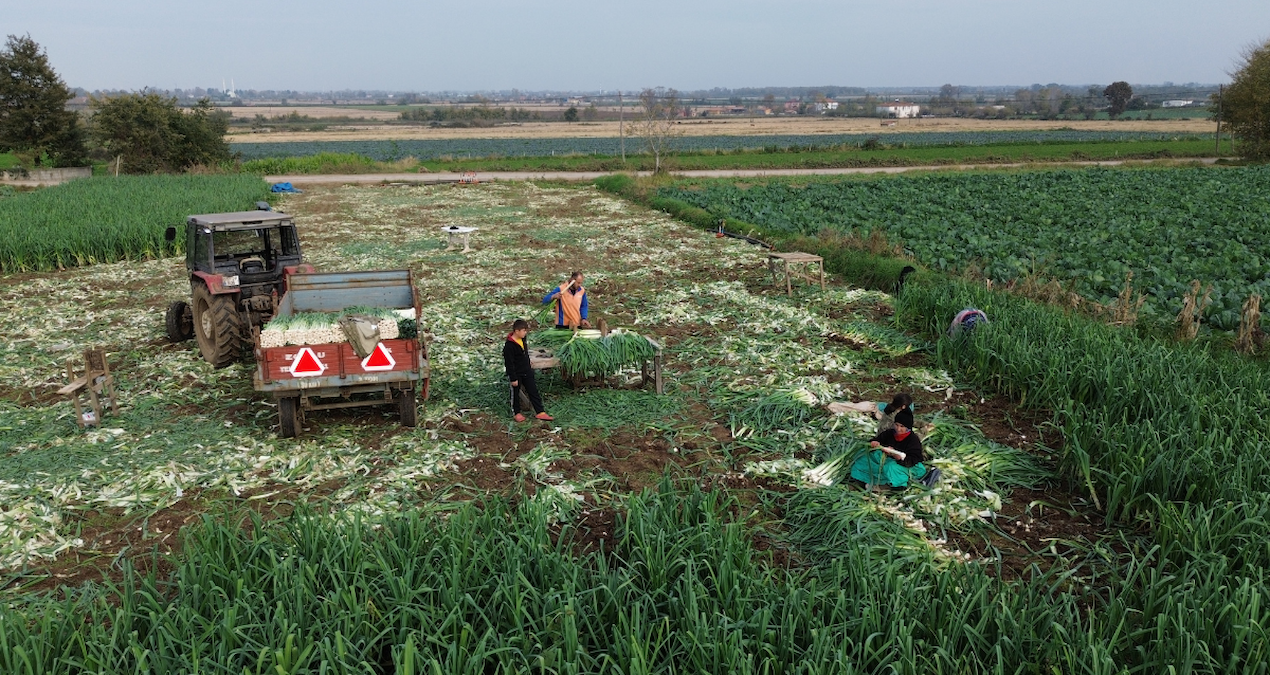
[{"xmin": 6, "ymin": 481, "xmax": 1267, "ymax": 672}]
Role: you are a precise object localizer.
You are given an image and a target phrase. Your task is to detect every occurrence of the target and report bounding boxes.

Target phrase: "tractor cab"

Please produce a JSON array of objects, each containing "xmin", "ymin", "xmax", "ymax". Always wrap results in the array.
[
  {"xmin": 167, "ymin": 211, "xmax": 304, "ymax": 301},
  {"xmin": 164, "ymin": 209, "xmax": 313, "ymax": 367}
]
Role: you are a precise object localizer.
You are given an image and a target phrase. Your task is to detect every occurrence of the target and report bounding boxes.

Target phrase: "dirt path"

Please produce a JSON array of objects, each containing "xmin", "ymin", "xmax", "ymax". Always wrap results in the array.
[{"xmin": 266, "ymin": 157, "xmax": 1220, "ymax": 185}]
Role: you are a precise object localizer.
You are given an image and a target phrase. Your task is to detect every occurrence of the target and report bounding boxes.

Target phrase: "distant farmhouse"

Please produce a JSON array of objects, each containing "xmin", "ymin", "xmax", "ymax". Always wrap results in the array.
[
  {"xmin": 697, "ymin": 106, "xmax": 749, "ymax": 117},
  {"xmin": 877, "ymin": 101, "xmax": 920, "ymax": 118},
  {"xmin": 1162, "ymin": 99, "xmax": 1196, "ymax": 108}
]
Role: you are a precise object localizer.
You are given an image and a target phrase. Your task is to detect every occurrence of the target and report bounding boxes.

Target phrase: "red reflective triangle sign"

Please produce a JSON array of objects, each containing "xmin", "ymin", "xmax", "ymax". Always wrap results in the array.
[
  {"xmin": 361, "ymin": 342, "xmax": 396, "ymax": 371},
  {"xmin": 289, "ymin": 347, "xmax": 327, "ymax": 377}
]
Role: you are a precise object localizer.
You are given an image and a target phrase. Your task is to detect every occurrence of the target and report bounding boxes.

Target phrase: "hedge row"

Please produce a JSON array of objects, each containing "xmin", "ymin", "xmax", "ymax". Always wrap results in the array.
[{"xmin": 595, "ymin": 174, "xmax": 915, "ymax": 292}]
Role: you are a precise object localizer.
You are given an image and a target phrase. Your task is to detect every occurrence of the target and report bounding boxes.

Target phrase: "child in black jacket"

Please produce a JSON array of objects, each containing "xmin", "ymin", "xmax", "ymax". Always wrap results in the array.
[{"xmin": 503, "ymin": 319, "xmax": 553, "ymax": 422}]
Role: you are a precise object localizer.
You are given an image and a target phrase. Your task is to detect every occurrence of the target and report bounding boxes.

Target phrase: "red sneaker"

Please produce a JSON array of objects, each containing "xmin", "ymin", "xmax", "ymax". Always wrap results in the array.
[
  {"xmin": 535, "ymin": 412, "xmax": 554, "ymax": 421},
  {"xmin": 514, "ymin": 413, "xmax": 526, "ymax": 422}
]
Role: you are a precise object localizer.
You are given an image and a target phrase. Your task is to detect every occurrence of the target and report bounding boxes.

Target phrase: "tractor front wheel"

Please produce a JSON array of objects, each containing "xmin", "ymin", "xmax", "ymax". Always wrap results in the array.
[
  {"xmin": 165, "ymin": 300, "xmax": 194, "ymax": 343},
  {"xmin": 192, "ymin": 284, "xmax": 244, "ymax": 368}
]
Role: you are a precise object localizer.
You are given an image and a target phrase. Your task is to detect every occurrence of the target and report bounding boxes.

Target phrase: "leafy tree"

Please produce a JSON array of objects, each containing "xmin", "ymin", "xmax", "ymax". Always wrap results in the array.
[
  {"xmin": 1214, "ymin": 39, "xmax": 1270, "ymax": 160},
  {"xmin": 563, "ymin": 106, "xmax": 579, "ymax": 123},
  {"xmin": 1103, "ymin": 81, "xmax": 1133, "ymax": 119},
  {"xmin": 581, "ymin": 104, "xmax": 598, "ymax": 122},
  {"xmin": 0, "ymin": 35, "xmax": 87, "ymax": 167},
  {"xmin": 90, "ymin": 93, "xmax": 231, "ymax": 173}
]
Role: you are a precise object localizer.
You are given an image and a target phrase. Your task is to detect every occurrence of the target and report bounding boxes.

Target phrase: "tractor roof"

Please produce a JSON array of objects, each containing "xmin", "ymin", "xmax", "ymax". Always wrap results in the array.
[{"xmin": 187, "ymin": 211, "xmax": 293, "ymax": 231}]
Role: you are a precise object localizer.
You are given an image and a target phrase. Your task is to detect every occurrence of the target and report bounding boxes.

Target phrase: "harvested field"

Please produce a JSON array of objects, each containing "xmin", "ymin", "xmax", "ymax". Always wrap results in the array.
[
  {"xmin": 1, "ymin": 177, "xmax": 1259, "ymax": 671},
  {"xmin": 220, "ymin": 105, "xmax": 404, "ymax": 120},
  {"xmin": 226, "ymin": 115, "xmax": 1214, "ymax": 142},
  {"xmin": 0, "ymin": 180, "xmax": 1058, "ymax": 576}
]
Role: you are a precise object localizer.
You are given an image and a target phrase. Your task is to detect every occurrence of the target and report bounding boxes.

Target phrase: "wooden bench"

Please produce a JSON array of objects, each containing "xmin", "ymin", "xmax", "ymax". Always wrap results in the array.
[
  {"xmin": 57, "ymin": 348, "xmax": 117, "ymax": 428},
  {"xmin": 767, "ymin": 251, "xmax": 825, "ymax": 296}
]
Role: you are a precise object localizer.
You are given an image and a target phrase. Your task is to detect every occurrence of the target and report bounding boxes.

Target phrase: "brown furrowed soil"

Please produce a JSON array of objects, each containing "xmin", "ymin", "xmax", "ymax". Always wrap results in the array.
[{"xmin": 228, "ymin": 116, "xmax": 1213, "ymax": 143}]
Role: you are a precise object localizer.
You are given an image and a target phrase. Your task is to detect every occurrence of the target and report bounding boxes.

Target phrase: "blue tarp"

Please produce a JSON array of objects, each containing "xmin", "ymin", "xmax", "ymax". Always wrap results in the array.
[{"xmin": 270, "ymin": 182, "xmax": 303, "ymax": 193}]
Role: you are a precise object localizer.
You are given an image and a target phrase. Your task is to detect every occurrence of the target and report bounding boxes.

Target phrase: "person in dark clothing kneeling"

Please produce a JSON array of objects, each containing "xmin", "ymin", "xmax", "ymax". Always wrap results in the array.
[
  {"xmin": 503, "ymin": 319, "xmax": 553, "ymax": 423},
  {"xmin": 850, "ymin": 408, "xmax": 926, "ymax": 489}
]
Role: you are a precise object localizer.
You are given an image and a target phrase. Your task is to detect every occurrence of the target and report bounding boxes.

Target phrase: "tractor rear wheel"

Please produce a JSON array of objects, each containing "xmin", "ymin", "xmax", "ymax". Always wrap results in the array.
[
  {"xmin": 278, "ymin": 396, "xmax": 300, "ymax": 438},
  {"xmin": 165, "ymin": 300, "xmax": 194, "ymax": 342},
  {"xmin": 397, "ymin": 386, "xmax": 418, "ymax": 427},
  {"xmin": 192, "ymin": 284, "xmax": 244, "ymax": 368}
]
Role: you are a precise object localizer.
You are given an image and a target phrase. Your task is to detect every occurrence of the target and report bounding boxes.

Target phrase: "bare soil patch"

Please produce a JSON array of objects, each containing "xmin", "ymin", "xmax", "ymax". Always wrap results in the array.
[
  {"xmin": 551, "ymin": 506, "xmax": 620, "ymax": 558},
  {"xmin": 555, "ymin": 430, "xmax": 685, "ymax": 491},
  {"xmin": 7, "ymin": 482, "xmax": 338, "ymax": 595},
  {"xmin": 946, "ymin": 486, "xmax": 1111, "ymax": 581},
  {"xmin": 222, "ymin": 106, "xmax": 402, "ymax": 120},
  {"xmin": 0, "ymin": 383, "xmax": 62, "ymax": 408},
  {"xmin": 229, "ymin": 117, "xmax": 1214, "ymax": 144}
]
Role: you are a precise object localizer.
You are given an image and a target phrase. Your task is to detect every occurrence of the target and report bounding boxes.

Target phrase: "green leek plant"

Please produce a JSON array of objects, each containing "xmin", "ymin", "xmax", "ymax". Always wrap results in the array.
[{"xmin": 3, "ymin": 481, "xmax": 1269, "ymax": 672}]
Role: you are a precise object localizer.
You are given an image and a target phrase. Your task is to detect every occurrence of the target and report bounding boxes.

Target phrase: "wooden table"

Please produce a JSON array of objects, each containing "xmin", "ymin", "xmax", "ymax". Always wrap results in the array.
[
  {"xmin": 767, "ymin": 252, "xmax": 825, "ymax": 296},
  {"xmin": 441, "ymin": 226, "xmax": 478, "ymax": 252},
  {"xmin": 528, "ymin": 340, "xmax": 664, "ymax": 395}
]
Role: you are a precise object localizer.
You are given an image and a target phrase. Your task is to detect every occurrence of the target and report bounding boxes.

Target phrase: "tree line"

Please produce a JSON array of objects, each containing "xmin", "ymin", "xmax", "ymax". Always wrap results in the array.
[
  {"xmin": 6, "ymin": 33, "xmax": 1270, "ymax": 169},
  {"xmin": 0, "ymin": 35, "xmax": 230, "ymax": 173},
  {"xmin": 399, "ymin": 105, "xmax": 540, "ymax": 124}
]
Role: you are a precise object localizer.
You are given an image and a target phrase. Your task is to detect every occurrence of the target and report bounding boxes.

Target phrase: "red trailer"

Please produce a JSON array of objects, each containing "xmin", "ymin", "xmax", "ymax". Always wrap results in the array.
[{"xmin": 252, "ymin": 270, "xmax": 429, "ymax": 438}]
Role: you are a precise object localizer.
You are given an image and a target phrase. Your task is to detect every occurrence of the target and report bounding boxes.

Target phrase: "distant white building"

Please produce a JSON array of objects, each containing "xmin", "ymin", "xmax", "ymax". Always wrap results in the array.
[
  {"xmin": 877, "ymin": 102, "xmax": 920, "ymax": 118},
  {"xmin": 824, "ymin": 101, "xmax": 839, "ymax": 110},
  {"xmin": 1162, "ymin": 99, "xmax": 1196, "ymax": 108}
]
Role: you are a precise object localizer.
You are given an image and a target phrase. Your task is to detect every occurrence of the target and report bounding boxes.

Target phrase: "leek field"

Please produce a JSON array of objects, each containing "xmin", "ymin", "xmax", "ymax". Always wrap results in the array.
[
  {"xmin": 662, "ymin": 166, "xmax": 1270, "ymax": 329},
  {"xmin": 0, "ymin": 176, "xmax": 1267, "ymax": 672},
  {"xmin": 0, "ymin": 175, "xmax": 271, "ymax": 273}
]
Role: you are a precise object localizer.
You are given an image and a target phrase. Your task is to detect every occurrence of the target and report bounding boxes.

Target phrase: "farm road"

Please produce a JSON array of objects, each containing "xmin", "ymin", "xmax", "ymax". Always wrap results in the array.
[{"xmin": 267, "ymin": 157, "xmax": 1219, "ymax": 185}]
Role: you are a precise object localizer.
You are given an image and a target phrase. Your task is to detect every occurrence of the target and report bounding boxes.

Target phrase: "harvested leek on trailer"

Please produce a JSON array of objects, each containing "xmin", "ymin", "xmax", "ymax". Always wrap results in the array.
[{"xmin": 259, "ymin": 306, "xmax": 417, "ymax": 348}]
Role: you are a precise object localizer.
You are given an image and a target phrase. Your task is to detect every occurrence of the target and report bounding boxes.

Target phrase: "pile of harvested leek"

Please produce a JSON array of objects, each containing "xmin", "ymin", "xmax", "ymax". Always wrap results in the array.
[
  {"xmin": 260, "ymin": 307, "xmax": 417, "ymax": 348},
  {"xmin": 529, "ymin": 328, "xmax": 657, "ymax": 378}
]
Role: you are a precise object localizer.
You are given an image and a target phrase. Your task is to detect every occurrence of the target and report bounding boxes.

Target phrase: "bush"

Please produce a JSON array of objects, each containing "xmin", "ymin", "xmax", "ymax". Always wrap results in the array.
[{"xmin": 90, "ymin": 93, "xmax": 232, "ymax": 173}]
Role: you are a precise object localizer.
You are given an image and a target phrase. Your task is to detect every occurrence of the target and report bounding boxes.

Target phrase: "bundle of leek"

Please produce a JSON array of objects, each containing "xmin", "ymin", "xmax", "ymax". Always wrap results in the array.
[{"xmin": 541, "ymin": 328, "xmax": 657, "ymax": 378}]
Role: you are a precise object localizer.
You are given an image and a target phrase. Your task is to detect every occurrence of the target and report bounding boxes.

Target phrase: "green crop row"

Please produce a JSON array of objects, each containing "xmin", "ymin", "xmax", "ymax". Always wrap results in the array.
[
  {"xmin": 0, "ymin": 175, "xmax": 272, "ymax": 273},
  {"xmin": 3, "ymin": 481, "xmax": 1267, "ymax": 673},
  {"xmin": 605, "ymin": 171, "xmax": 1270, "ymax": 518},
  {"xmin": 231, "ymin": 131, "xmax": 1207, "ymax": 161},
  {"xmin": 661, "ymin": 166, "xmax": 1270, "ymax": 330},
  {"xmin": 241, "ymin": 152, "xmax": 380, "ymax": 175},
  {"xmin": 599, "ymin": 174, "xmax": 1270, "ymax": 667},
  {"xmin": 898, "ymin": 271, "xmax": 1270, "ymax": 519}
]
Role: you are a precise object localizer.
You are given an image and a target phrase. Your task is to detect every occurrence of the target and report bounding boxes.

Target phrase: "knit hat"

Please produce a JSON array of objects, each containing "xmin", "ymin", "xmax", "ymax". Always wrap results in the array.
[{"xmin": 894, "ymin": 409, "xmax": 915, "ymax": 429}]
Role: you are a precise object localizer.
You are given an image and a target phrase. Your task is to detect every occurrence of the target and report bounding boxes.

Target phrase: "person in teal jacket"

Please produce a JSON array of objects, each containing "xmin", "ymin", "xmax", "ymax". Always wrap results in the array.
[{"xmin": 850, "ymin": 408, "xmax": 927, "ymax": 489}]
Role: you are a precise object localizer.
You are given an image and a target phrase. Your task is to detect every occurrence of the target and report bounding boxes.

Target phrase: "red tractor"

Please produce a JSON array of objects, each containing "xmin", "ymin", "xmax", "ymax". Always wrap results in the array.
[{"xmin": 164, "ymin": 209, "xmax": 312, "ymax": 367}]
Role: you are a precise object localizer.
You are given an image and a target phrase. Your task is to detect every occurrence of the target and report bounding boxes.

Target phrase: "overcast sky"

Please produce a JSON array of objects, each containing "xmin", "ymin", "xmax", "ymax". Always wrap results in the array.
[{"xmin": 5, "ymin": 0, "xmax": 1268, "ymax": 92}]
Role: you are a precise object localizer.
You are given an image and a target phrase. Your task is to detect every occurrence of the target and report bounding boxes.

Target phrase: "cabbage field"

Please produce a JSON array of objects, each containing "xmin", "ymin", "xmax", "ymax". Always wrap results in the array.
[
  {"xmin": 662, "ymin": 165, "xmax": 1270, "ymax": 329},
  {"xmin": 0, "ymin": 175, "xmax": 271, "ymax": 272},
  {"xmin": 231, "ymin": 130, "xmax": 1200, "ymax": 161}
]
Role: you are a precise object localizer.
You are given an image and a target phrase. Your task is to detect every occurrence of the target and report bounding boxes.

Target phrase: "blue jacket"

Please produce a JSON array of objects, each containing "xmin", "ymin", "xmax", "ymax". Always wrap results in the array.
[{"xmin": 542, "ymin": 284, "xmax": 588, "ymax": 326}]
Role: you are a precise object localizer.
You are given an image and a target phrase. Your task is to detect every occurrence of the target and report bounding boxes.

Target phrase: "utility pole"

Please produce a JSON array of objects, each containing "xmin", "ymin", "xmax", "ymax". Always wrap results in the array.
[
  {"xmin": 1215, "ymin": 85, "xmax": 1223, "ymax": 156},
  {"xmin": 618, "ymin": 90, "xmax": 625, "ymax": 162}
]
